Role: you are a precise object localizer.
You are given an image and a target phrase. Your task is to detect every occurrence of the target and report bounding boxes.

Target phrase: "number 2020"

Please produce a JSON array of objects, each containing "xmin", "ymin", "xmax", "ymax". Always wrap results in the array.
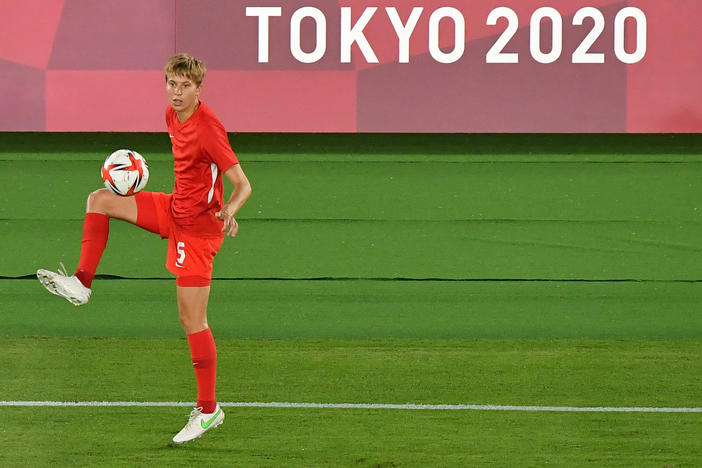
[{"xmin": 486, "ymin": 6, "xmax": 647, "ymax": 64}]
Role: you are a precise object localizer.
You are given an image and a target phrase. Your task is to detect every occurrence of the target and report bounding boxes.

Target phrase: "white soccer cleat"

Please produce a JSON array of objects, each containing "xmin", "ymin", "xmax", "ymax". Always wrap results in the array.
[
  {"xmin": 36, "ymin": 263, "xmax": 92, "ymax": 306},
  {"xmin": 172, "ymin": 405, "xmax": 225, "ymax": 444}
]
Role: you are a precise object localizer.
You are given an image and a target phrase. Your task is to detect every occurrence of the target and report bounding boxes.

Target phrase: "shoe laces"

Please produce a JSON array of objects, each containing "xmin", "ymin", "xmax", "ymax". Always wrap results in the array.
[
  {"xmin": 184, "ymin": 407, "xmax": 204, "ymax": 429},
  {"xmin": 58, "ymin": 262, "xmax": 69, "ymax": 277}
]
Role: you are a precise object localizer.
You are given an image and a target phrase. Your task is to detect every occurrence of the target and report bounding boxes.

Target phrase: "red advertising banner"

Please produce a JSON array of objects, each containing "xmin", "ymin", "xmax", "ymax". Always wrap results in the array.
[{"xmin": 1, "ymin": 0, "xmax": 701, "ymax": 132}]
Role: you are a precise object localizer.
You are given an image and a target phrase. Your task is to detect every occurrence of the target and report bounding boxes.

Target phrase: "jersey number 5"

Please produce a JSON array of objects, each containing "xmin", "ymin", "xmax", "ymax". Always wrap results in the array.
[{"xmin": 176, "ymin": 241, "xmax": 186, "ymax": 267}]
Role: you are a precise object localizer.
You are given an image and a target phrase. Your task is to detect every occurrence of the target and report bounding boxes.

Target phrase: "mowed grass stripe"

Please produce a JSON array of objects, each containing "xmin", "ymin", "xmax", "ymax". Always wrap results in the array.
[
  {"xmin": 5, "ymin": 218, "xmax": 702, "ymax": 280},
  {"xmin": 3, "ymin": 337, "xmax": 700, "ymax": 408},
  {"xmin": 5, "ymin": 158, "xmax": 702, "ymax": 223},
  {"xmin": 4, "ymin": 155, "xmax": 702, "ymax": 282},
  {"xmin": 0, "ymin": 132, "xmax": 700, "ymax": 157},
  {"xmin": 2, "ymin": 279, "xmax": 701, "ymax": 339},
  {"xmin": 3, "ymin": 406, "xmax": 701, "ymax": 467},
  {"xmin": 2, "ymin": 401, "xmax": 701, "ymax": 413}
]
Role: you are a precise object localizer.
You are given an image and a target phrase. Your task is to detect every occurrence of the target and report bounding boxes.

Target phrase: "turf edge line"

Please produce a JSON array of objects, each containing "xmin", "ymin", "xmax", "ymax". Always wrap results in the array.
[{"xmin": 1, "ymin": 401, "xmax": 700, "ymax": 413}]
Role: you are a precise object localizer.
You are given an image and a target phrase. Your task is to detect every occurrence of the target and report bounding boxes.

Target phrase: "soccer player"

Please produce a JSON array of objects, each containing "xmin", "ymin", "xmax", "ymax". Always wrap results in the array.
[{"xmin": 36, "ymin": 53, "xmax": 252, "ymax": 444}]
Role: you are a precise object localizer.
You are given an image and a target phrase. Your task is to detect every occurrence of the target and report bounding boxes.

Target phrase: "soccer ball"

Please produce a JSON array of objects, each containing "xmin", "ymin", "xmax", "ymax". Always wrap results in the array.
[{"xmin": 101, "ymin": 149, "xmax": 149, "ymax": 196}]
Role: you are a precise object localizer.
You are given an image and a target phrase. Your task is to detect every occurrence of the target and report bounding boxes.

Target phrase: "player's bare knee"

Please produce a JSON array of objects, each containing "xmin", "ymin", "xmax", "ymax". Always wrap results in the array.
[
  {"xmin": 86, "ymin": 188, "xmax": 114, "ymax": 215},
  {"xmin": 178, "ymin": 310, "xmax": 189, "ymax": 327},
  {"xmin": 178, "ymin": 312, "xmax": 207, "ymax": 334},
  {"xmin": 178, "ymin": 313, "xmax": 188, "ymax": 330}
]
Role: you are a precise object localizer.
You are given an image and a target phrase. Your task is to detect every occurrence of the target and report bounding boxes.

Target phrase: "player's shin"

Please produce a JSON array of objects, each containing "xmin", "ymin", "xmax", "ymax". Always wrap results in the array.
[
  {"xmin": 75, "ymin": 212, "xmax": 110, "ymax": 288},
  {"xmin": 187, "ymin": 328, "xmax": 218, "ymax": 413}
]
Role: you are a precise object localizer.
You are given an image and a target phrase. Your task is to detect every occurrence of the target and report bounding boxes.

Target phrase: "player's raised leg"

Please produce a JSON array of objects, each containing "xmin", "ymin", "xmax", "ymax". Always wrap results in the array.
[
  {"xmin": 36, "ymin": 188, "xmax": 138, "ymax": 306},
  {"xmin": 172, "ymin": 285, "xmax": 224, "ymax": 443}
]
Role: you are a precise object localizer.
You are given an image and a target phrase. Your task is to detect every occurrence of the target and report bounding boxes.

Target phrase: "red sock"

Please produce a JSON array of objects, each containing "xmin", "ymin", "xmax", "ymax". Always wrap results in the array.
[
  {"xmin": 187, "ymin": 328, "xmax": 217, "ymax": 413},
  {"xmin": 74, "ymin": 213, "xmax": 110, "ymax": 288}
]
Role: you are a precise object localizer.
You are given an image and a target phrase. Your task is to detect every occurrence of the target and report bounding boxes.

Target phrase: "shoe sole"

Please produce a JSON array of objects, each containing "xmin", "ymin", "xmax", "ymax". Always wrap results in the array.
[
  {"xmin": 36, "ymin": 270, "xmax": 86, "ymax": 306},
  {"xmin": 171, "ymin": 413, "xmax": 225, "ymax": 444}
]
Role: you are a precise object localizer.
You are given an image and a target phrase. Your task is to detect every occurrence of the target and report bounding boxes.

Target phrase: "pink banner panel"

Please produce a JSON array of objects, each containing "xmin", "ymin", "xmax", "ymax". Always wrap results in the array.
[
  {"xmin": 176, "ymin": 0, "xmax": 352, "ymax": 70},
  {"xmin": 0, "ymin": 0, "xmax": 65, "ymax": 69},
  {"xmin": 202, "ymin": 71, "xmax": 357, "ymax": 132},
  {"xmin": 340, "ymin": 0, "xmax": 621, "ymax": 70},
  {"xmin": 1, "ymin": 0, "xmax": 701, "ymax": 132},
  {"xmin": 46, "ymin": 71, "xmax": 165, "ymax": 131},
  {"xmin": 48, "ymin": 0, "xmax": 174, "ymax": 70},
  {"xmin": 358, "ymin": 2, "xmax": 627, "ymax": 132},
  {"xmin": 0, "ymin": 60, "xmax": 45, "ymax": 131},
  {"xmin": 626, "ymin": 0, "xmax": 702, "ymax": 132}
]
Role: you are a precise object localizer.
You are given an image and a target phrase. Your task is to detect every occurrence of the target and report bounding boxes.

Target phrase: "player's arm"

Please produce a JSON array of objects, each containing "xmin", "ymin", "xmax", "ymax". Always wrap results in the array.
[{"xmin": 216, "ymin": 164, "xmax": 252, "ymax": 237}]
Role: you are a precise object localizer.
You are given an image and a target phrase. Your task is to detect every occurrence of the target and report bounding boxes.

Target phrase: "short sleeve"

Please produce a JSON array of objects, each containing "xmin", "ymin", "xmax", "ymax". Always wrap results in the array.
[{"xmin": 201, "ymin": 120, "xmax": 239, "ymax": 172}]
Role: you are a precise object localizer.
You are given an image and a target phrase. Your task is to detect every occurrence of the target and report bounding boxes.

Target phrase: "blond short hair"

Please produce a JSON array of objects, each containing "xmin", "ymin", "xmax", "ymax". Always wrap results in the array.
[{"xmin": 164, "ymin": 53, "xmax": 206, "ymax": 87}]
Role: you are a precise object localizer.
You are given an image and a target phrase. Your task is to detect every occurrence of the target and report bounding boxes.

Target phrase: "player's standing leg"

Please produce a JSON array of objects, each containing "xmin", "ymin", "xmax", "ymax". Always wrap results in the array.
[
  {"xmin": 172, "ymin": 285, "xmax": 224, "ymax": 443},
  {"xmin": 37, "ymin": 188, "xmax": 137, "ymax": 305}
]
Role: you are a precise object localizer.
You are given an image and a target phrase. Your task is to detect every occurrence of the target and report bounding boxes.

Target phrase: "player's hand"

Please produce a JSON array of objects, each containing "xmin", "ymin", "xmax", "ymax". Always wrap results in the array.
[{"xmin": 216, "ymin": 206, "xmax": 239, "ymax": 237}]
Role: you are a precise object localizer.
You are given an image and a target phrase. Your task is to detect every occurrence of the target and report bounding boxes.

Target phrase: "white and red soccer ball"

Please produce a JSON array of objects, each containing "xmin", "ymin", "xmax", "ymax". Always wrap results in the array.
[{"xmin": 101, "ymin": 149, "xmax": 149, "ymax": 196}]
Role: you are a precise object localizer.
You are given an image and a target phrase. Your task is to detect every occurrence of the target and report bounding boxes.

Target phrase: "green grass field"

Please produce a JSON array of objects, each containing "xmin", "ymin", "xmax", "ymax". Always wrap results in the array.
[{"xmin": 1, "ymin": 133, "xmax": 701, "ymax": 467}]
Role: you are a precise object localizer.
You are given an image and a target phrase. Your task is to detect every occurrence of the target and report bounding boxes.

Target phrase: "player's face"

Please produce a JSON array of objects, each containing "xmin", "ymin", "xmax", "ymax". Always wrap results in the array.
[{"xmin": 166, "ymin": 74, "xmax": 201, "ymax": 120}]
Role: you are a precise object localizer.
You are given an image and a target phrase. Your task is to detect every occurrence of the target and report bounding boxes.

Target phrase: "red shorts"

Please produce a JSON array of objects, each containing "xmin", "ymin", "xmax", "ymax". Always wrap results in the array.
[{"xmin": 134, "ymin": 191, "xmax": 224, "ymax": 286}]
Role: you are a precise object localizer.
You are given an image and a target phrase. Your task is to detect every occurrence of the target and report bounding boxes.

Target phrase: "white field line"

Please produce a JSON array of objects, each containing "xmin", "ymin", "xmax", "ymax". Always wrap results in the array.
[{"xmin": 0, "ymin": 401, "xmax": 700, "ymax": 413}]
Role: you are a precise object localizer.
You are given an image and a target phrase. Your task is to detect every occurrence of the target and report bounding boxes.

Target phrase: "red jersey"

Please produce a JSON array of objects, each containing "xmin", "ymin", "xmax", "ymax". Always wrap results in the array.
[{"xmin": 166, "ymin": 101, "xmax": 239, "ymax": 237}]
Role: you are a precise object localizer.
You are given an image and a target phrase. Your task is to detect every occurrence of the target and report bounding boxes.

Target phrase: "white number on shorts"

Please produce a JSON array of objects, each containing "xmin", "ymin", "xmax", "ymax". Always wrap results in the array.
[{"xmin": 176, "ymin": 241, "xmax": 186, "ymax": 267}]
